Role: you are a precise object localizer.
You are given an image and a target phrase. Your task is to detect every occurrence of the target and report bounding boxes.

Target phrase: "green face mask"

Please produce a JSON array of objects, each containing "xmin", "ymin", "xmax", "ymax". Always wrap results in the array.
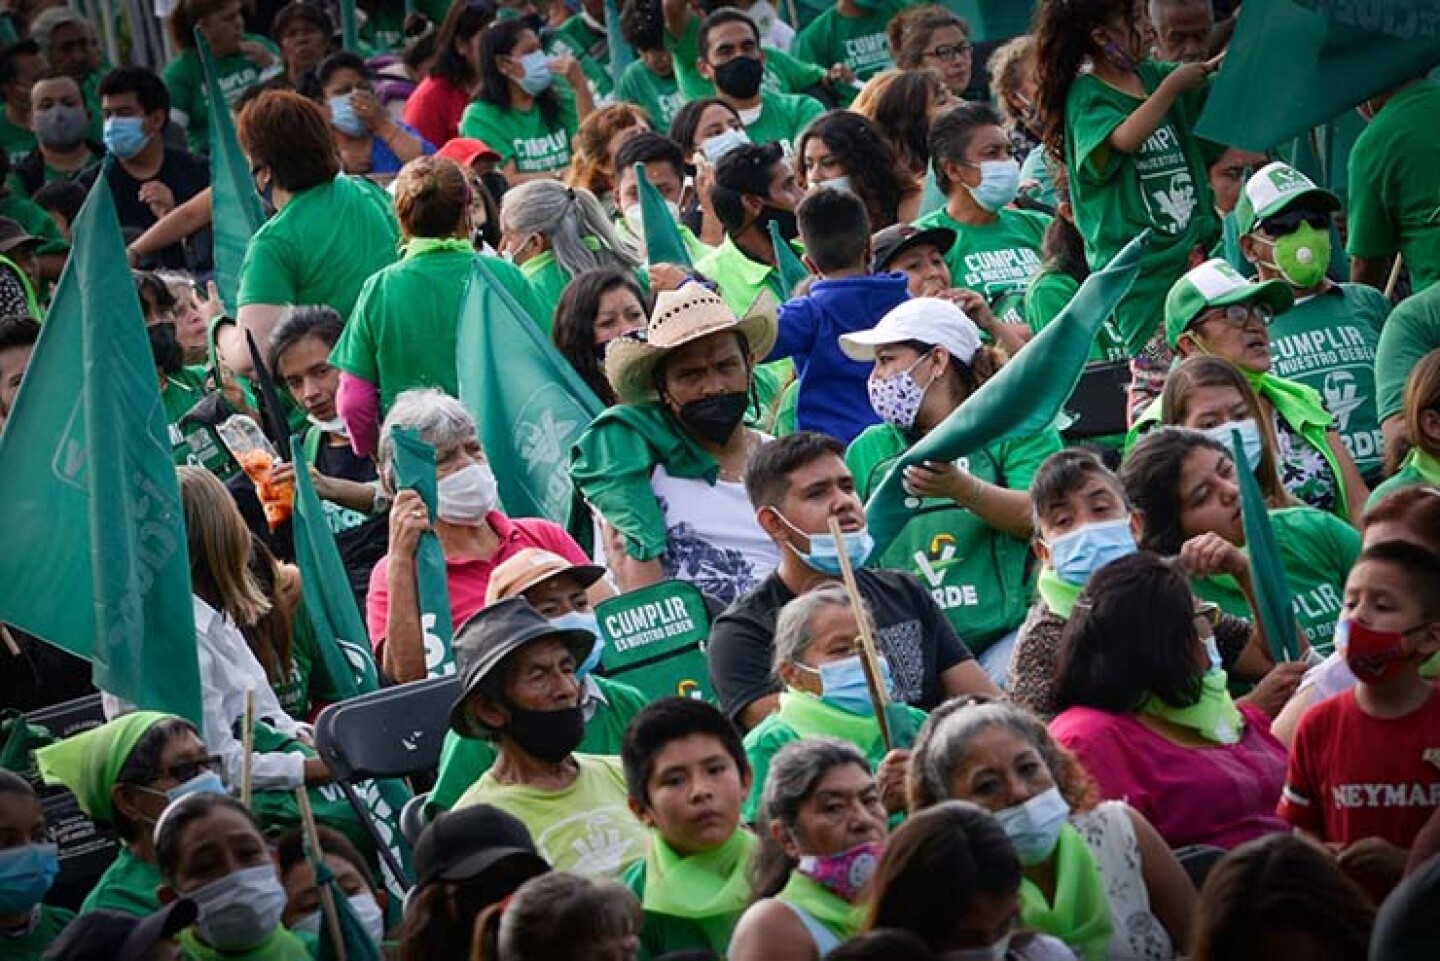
[{"xmin": 1263, "ymin": 221, "xmax": 1330, "ymax": 288}]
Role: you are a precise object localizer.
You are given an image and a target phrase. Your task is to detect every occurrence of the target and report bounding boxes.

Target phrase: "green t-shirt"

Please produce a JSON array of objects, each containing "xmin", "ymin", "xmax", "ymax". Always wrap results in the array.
[
  {"xmin": 1064, "ymin": 60, "xmax": 1219, "ymax": 354},
  {"xmin": 331, "ymin": 245, "xmax": 543, "ymax": 412},
  {"xmin": 1024, "ymin": 268, "xmax": 1127, "ymax": 362},
  {"xmin": 79, "ymin": 846, "xmax": 163, "ymax": 917},
  {"xmin": 1369, "ymin": 448, "xmax": 1440, "ymax": 508},
  {"xmin": 617, "ymin": 61, "xmax": 684, "ymax": 130},
  {"xmin": 429, "ymin": 675, "xmax": 649, "ymax": 811},
  {"xmin": 792, "ymin": 0, "xmax": 903, "ymax": 85},
  {"xmin": 913, "ymin": 206, "xmax": 1050, "ymax": 326},
  {"xmin": 163, "ymin": 37, "xmax": 282, "ymax": 155},
  {"xmin": 0, "ymin": 192, "xmax": 67, "ymax": 256},
  {"xmin": 1374, "ymin": 281, "xmax": 1440, "ymax": 424},
  {"xmin": 161, "ymin": 365, "xmax": 231, "ymax": 477},
  {"xmin": 455, "ymin": 753, "xmax": 650, "ymax": 877},
  {"xmin": 177, "ymin": 926, "xmax": 313, "ymax": 961},
  {"xmin": 237, "ymin": 175, "xmax": 400, "ymax": 317},
  {"xmin": 361, "ymin": 0, "xmax": 449, "ymax": 53},
  {"xmin": 739, "ymin": 91, "xmax": 826, "ymax": 155},
  {"xmin": 270, "ymin": 605, "xmax": 342, "ymax": 723},
  {"xmin": 667, "ymin": 18, "xmax": 828, "ymax": 103},
  {"xmin": 547, "ymin": 15, "xmax": 613, "ymax": 99},
  {"xmin": 1267, "ymin": 283, "xmax": 1389, "ymax": 481},
  {"xmin": 1191, "ymin": 506, "xmax": 1360, "ymax": 656},
  {"xmin": 0, "ymin": 113, "xmax": 36, "ymax": 164},
  {"xmin": 459, "ymin": 94, "xmax": 579, "ymax": 176},
  {"xmin": 845, "ymin": 421, "xmax": 1061, "ymax": 651},
  {"xmin": 4, "ymin": 147, "xmax": 103, "ymax": 198},
  {"xmin": 0, "ymin": 905, "xmax": 72, "ymax": 960},
  {"xmin": 1346, "ymin": 79, "xmax": 1440, "ymax": 293}
]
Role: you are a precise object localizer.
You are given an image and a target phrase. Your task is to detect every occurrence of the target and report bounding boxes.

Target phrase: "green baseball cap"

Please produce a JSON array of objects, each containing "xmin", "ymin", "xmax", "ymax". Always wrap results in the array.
[
  {"xmin": 1164, "ymin": 258, "xmax": 1294, "ymax": 349},
  {"xmin": 1234, "ymin": 161, "xmax": 1340, "ymax": 236}
]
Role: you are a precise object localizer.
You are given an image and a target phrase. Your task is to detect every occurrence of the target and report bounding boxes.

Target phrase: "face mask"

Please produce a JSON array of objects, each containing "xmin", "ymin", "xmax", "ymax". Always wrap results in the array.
[
  {"xmin": 1335, "ymin": 617, "xmax": 1425, "ymax": 684},
  {"xmin": 993, "ymin": 785, "xmax": 1070, "ymax": 866},
  {"xmin": 436, "ymin": 462, "xmax": 498, "ymax": 525},
  {"xmin": 188, "ymin": 863, "xmax": 288, "ymax": 952},
  {"xmin": 796, "ymin": 841, "xmax": 882, "ymax": 902},
  {"xmin": 773, "ymin": 510, "xmax": 874, "ymax": 575},
  {"xmin": 103, "ymin": 116, "xmax": 150, "ymax": 160},
  {"xmin": 810, "ymin": 175, "xmax": 853, "ymax": 196},
  {"xmin": 964, "ymin": 159, "xmax": 1020, "ymax": 213},
  {"xmin": 1259, "ymin": 221, "xmax": 1331, "ymax": 289},
  {"xmin": 949, "ymin": 934, "xmax": 1013, "ymax": 961},
  {"xmin": 701, "ymin": 128, "xmax": 750, "ymax": 163},
  {"xmin": 293, "ymin": 893, "xmax": 385, "ymax": 943},
  {"xmin": 622, "ymin": 200, "xmax": 682, "ymax": 241},
  {"xmin": 755, "ymin": 205, "xmax": 798, "ymax": 243},
  {"xmin": 1101, "ymin": 32, "xmax": 1141, "ymax": 72},
  {"xmin": 0, "ymin": 843, "xmax": 59, "ymax": 914},
  {"xmin": 551, "ymin": 611, "xmax": 605, "ymax": 680},
  {"xmin": 35, "ymin": 103, "xmax": 88, "ymax": 149},
  {"xmin": 1203, "ymin": 634, "xmax": 1222, "ymax": 673},
  {"xmin": 166, "ymin": 769, "xmax": 228, "ymax": 803},
  {"xmin": 1202, "ymin": 418, "xmax": 1264, "ymax": 472},
  {"xmin": 516, "ymin": 51, "xmax": 554, "ymax": 95},
  {"xmin": 867, "ymin": 351, "xmax": 935, "ymax": 431},
  {"xmin": 1046, "ymin": 517, "xmax": 1138, "ymax": 587},
  {"xmin": 505, "ymin": 704, "xmax": 585, "ymax": 763},
  {"xmin": 797, "ymin": 654, "xmax": 893, "ymax": 716},
  {"xmin": 677, "ymin": 390, "xmax": 749, "ymax": 444},
  {"xmin": 327, "ymin": 92, "xmax": 367, "ymax": 137},
  {"xmin": 712, "ymin": 55, "xmax": 764, "ymax": 100},
  {"xmin": 307, "ymin": 413, "xmax": 350, "ymax": 439}
]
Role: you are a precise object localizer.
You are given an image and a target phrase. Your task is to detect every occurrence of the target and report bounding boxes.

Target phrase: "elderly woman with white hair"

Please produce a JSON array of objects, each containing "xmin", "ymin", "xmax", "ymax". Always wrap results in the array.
[
  {"xmin": 740, "ymin": 585, "xmax": 925, "ymax": 822},
  {"xmin": 367, "ymin": 388, "xmax": 602, "ymax": 683}
]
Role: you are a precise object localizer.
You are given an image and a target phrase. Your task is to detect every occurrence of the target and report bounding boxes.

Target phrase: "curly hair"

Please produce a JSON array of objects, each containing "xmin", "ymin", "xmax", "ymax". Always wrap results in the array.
[
  {"xmin": 1033, "ymin": 0, "xmax": 1134, "ymax": 156},
  {"xmin": 565, "ymin": 102, "xmax": 651, "ymax": 199},
  {"xmin": 795, "ymin": 110, "xmax": 910, "ymax": 232}
]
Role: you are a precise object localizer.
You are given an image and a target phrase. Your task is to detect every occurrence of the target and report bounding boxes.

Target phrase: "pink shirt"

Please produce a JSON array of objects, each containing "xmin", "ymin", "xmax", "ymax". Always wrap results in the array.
[
  {"xmin": 1049, "ymin": 704, "xmax": 1289, "ymax": 850},
  {"xmin": 366, "ymin": 511, "xmax": 591, "ymax": 658},
  {"xmin": 403, "ymin": 76, "xmax": 472, "ymax": 150}
]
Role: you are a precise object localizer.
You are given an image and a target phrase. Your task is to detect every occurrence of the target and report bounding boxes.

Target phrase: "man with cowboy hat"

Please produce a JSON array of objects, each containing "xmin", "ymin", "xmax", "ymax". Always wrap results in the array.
[
  {"xmin": 449, "ymin": 596, "xmax": 650, "ymax": 877},
  {"xmin": 571, "ymin": 282, "xmax": 783, "ymax": 606}
]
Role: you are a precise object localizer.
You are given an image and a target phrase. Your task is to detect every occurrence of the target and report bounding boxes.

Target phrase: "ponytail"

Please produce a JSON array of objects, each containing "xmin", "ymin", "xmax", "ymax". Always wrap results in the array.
[{"xmin": 1032, "ymin": 0, "xmax": 1127, "ymax": 156}]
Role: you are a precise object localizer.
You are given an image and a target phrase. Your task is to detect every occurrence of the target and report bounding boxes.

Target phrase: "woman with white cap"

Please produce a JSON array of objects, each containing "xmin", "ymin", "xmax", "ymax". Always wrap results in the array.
[{"xmin": 840, "ymin": 298, "xmax": 1063, "ymax": 689}]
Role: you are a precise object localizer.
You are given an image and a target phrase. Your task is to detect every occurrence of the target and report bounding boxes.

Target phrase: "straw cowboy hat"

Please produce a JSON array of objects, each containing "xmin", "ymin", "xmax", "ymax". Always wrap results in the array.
[{"xmin": 604, "ymin": 283, "xmax": 779, "ymax": 405}]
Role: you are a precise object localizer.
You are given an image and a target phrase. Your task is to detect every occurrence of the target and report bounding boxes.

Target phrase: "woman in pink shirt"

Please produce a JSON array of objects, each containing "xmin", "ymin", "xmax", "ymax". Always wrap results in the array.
[
  {"xmin": 1049, "ymin": 552, "xmax": 1290, "ymax": 851},
  {"xmin": 404, "ymin": 0, "xmax": 494, "ymax": 149}
]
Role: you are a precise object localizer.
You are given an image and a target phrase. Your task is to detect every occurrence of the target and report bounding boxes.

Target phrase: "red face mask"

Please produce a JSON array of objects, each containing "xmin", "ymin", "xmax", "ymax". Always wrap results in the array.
[{"xmin": 1335, "ymin": 617, "xmax": 1425, "ymax": 684}]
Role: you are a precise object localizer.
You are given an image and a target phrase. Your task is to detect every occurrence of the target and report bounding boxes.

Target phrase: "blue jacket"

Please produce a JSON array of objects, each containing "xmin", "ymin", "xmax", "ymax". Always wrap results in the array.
[{"xmin": 769, "ymin": 272, "xmax": 910, "ymax": 444}]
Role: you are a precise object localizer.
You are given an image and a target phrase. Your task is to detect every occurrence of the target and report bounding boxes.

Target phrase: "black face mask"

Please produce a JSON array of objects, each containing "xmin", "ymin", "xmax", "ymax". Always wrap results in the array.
[
  {"xmin": 712, "ymin": 54, "xmax": 764, "ymax": 100},
  {"xmin": 505, "ymin": 704, "xmax": 585, "ymax": 763},
  {"xmin": 678, "ymin": 390, "xmax": 749, "ymax": 445},
  {"xmin": 755, "ymin": 205, "xmax": 798, "ymax": 243}
]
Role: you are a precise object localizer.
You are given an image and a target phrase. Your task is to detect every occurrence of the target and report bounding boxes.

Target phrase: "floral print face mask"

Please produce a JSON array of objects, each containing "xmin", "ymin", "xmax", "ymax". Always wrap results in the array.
[{"xmin": 867, "ymin": 350, "xmax": 936, "ymax": 431}]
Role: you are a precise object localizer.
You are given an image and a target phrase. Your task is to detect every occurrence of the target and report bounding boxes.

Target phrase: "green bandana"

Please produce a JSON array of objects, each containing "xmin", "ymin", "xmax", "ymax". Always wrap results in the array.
[
  {"xmin": 778, "ymin": 872, "xmax": 865, "ymax": 941},
  {"xmin": 35, "ymin": 712, "xmax": 175, "ymax": 822},
  {"xmin": 642, "ymin": 829, "xmax": 758, "ymax": 953},
  {"xmin": 1406, "ymin": 447, "xmax": 1440, "ymax": 486},
  {"xmin": 177, "ymin": 926, "xmax": 313, "ymax": 961},
  {"xmin": 401, "ymin": 236, "xmax": 476, "ymax": 259},
  {"xmin": 777, "ymin": 690, "xmax": 885, "ymax": 749},
  {"xmin": 1018, "ymin": 823, "xmax": 1113, "ymax": 961},
  {"xmin": 1140, "ymin": 670, "xmax": 1245, "ymax": 744},
  {"xmin": 1036, "ymin": 567, "xmax": 1082, "ymax": 619}
]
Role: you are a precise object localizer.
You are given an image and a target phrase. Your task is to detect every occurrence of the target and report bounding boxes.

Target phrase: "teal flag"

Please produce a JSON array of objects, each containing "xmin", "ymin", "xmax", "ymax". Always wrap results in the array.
[
  {"xmin": 605, "ymin": 0, "xmax": 633, "ymax": 92},
  {"xmin": 455, "ymin": 259, "xmax": 604, "ymax": 539},
  {"xmin": 197, "ymin": 31, "xmax": 265, "ymax": 316},
  {"xmin": 340, "ymin": 0, "xmax": 359, "ymax": 52},
  {"xmin": 389, "ymin": 427, "xmax": 456, "ymax": 677},
  {"xmin": 311, "ymin": 845, "xmax": 384, "ymax": 961},
  {"xmin": 768, "ymin": 220, "xmax": 810, "ymax": 299},
  {"xmin": 863, "ymin": 232, "xmax": 1150, "ymax": 560},
  {"xmin": 1198, "ymin": 0, "xmax": 1440, "ymax": 150},
  {"xmin": 919, "ymin": 167, "xmax": 946, "ymax": 219},
  {"xmin": 1231, "ymin": 428, "xmax": 1302, "ymax": 662},
  {"xmin": 636, "ymin": 163, "xmax": 692, "ymax": 267},
  {"xmin": 0, "ymin": 162, "xmax": 201, "ymax": 725}
]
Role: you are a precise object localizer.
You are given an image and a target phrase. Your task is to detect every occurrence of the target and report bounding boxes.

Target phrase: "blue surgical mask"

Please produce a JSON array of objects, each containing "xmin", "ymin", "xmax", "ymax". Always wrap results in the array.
[
  {"xmin": 0, "ymin": 843, "xmax": 59, "ymax": 914},
  {"xmin": 167, "ymin": 769, "xmax": 228, "ymax": 802},
  {"xmin": 551, "ymin": 611, "xmax": 605, "ymax": 680},
  {"xmin": 993, "ymin": 785, "xmax": 1070, "ymax": 866},
  {"xmin": 774, "ymin": 510, "xmax": 874, "ymax": 575},
  {"xmin": 327, "ymin": 92, "xmax": 367, "ymax": 137},
  {"xmin": 1203, "ymin": 418, "xmax": 1265, "ymax": 472},
  {"xmin": 700, "ymin": 128, "xmax": 750, "ymax": 164},
  {"xmin": 799, "ymin": 654, "xmax": 893, "ymax": 716},
  {"xmin": 964, "ymin": 158, "xmax": 1020, "ymax": 212},
  {"xmin": 1046, "ymin": 517, "xmax": 1137, "ymax": 587},
  {"xmin": 516, "ymin": 51, "xmax": 554, "ymax": 95},
  {"xmin": 103, "ymin": 116, "xmax": 150, "ymax": 160}
]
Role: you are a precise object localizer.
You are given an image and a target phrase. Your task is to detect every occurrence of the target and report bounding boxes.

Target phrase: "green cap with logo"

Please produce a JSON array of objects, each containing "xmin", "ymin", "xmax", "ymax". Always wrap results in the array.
[
  {"xmin": 1164, "ymin": 258, "xmax": 1294, "ymax": 349},
  {"xmin": 1234, "ymin": 161, "xmax": 1341, "ymax": 236}
]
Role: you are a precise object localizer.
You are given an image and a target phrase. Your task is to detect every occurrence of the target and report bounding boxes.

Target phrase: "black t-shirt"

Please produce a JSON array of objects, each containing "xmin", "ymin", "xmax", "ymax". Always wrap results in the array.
[
  {"xmin": 314, "ymin": 436, "xmax": 390, "ymax": 598},
  {"xmin": 708, "ymin": 567, "xmax": 973, "ymax": 727},
  {"xmin": 86, "ymin": 146, "xmax": 212, "ymax": 271}
]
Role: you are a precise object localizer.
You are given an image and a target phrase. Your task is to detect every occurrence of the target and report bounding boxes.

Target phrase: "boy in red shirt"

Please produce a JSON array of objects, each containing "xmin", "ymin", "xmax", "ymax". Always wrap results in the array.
[{"xmin": 1279, "ymin": 541, "xmax": 1440, "ymax": 899}]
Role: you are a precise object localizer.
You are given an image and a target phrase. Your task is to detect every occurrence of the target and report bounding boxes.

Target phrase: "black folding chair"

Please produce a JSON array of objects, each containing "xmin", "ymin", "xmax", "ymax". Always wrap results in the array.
[{"xmin": 313, "ymin": 676, "xmax": 461, "ymax": 885}]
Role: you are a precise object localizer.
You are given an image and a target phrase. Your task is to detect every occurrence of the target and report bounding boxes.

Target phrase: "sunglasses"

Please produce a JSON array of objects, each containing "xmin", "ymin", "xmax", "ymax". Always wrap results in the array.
[
  {"xmin": 1258, "ymin": 208, "xmax": 1329, "ymax": 236},
  {"xmin": 157, "ymin": 754, "xmax": 223, "ymax": 785}
]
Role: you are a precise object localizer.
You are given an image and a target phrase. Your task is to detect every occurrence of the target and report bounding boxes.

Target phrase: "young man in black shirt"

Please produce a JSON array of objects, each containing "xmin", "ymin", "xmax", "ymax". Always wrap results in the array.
[{"xmin": 709, "ymin": 430, "xmax": 999, "ymax": 731}]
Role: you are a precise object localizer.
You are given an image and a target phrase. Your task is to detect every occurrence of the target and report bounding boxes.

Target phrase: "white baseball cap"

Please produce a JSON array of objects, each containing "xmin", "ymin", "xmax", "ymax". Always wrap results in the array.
[{"xmin": 839, "ymin": 297, "xmax": 983, "ymax": 364}]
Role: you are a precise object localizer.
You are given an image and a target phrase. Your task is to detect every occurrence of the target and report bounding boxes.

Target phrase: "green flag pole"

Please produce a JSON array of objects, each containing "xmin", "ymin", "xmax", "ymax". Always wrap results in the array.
[
  {"xmin": 604, "ymin": 0, "xmax": 633, "ymax": 93},
  {"xmin": 340, "ymin": 0, "xmax": 359, "ymax": 53},
  {"xmin": 635, "ymin": 162, "xmax": 692, "ymax": 267},
  {"xmin": 767, "ymin": 219, "xmax": 810, "ymax": 299},
  {"xmin": 1231, "ymin": 428, "xmax": 1302, "ymax": 662},
  {"xmin": 389, "ymin": 427, "xmax": 456, "ymax": 677},
  {"xmin": 862, "ymin": 231, "xmax": 1151, "ymax": 560}
]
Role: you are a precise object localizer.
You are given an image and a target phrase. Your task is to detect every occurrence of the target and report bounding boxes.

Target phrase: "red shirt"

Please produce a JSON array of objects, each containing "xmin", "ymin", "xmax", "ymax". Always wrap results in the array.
[
  {"xmin": 365, "ymin": 511, "xmax": 591, "ymax": 657},
  {"xmin": 1279, "ymin": 685, "xmax": 1440, "ymax": 849},
  {"xmin": 403, "ymin": 75, "xmax": 472, "ymax": 150}
]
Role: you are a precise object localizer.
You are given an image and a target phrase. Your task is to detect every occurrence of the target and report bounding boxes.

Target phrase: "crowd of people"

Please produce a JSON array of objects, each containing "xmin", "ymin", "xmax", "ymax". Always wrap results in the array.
[{"xmin": 1, "ymin": 0, "xmax": 1439, "ymax": 958}]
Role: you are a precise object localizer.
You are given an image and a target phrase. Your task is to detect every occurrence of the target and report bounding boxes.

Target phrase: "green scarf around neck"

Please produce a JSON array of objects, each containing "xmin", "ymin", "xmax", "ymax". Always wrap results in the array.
[
  {"xmin": 401, "ymin": 236, "xmax": 475, "ymax": 259},
  {"xmin": 777, "ymin": 690, "xmax": 885, "ymax": 749},
  {"xmin": 1036, "ymin": 567, "xmax": 1082, "ymax": 619},
  {"xmin": 1019, "ymin": 823, "xmax": 1113, "ymax": 961},
  {"xmin": 1140, "ymin": 669, "xmax": 1245, "ymax": 744},
  {"xmin": 642, "ymin": 829, "xmax": 758, "ymax": 952},
  {"xmin": 778, "ymin": 872, "xmax": 865, "ymax": 941},
  {"xmin": 1405, "ymin": 447, "xmax": 1440, "ymax": 485}
]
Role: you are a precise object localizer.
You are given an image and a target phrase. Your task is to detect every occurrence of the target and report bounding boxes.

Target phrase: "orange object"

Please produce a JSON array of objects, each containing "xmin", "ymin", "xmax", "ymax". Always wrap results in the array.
[{"xmin": 237, "ymin": 449, "xmax": 295, "ymax": 529}]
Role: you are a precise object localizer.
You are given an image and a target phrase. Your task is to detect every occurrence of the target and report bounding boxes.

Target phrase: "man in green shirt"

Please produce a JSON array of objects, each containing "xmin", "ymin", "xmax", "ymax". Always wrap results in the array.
[
  {"xmin": 661, "ymin": 0, "xmax": 834, "ymax": 104},
  {"xmin": 0, "ymin": 41, "xmax": 44, "ymax": 164},
  {"xmin": 29, "ymin": 7, "xmax": 106, "ymax": 142},
  {"xmin": 792, "ymin": 0, "xmax": 903, "ymax": 104}
]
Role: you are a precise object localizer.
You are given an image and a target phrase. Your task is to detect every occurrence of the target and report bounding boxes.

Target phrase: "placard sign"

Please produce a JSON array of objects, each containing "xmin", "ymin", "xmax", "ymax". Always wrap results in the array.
[{"xmin": 595, "ymin": 580, "xmax": 714, "ymax": 703}]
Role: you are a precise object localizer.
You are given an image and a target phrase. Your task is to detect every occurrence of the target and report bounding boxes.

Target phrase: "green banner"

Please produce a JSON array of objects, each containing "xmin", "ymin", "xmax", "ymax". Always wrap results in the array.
[
  {"xmin": 389, "ymin": 427, "xmax": 456, "ymax": 677},
  {"xmin": 1232, "ymin": 428, "xmax": 1302, "ymax": 662},
  {"xmin": 605, "ymin": 0, "xmax": 633, "ymax": 92},
  {"xmin": 596, "ymin": 580, "xmax": 714, "ymax": 702},
  {"xmin": 637, "ymin": 162, "xmax": 692, "ymax": 267},
  {"xmin": 768, "ymin": 219, "xmax": 811, "ymax": 300}
]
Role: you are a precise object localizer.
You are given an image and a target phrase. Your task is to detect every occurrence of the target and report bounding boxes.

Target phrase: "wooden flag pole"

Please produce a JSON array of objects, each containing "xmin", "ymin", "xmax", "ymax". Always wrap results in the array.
[
  {"xmin": 296, "ymin": 788, "xmax": 348, "ymax": 961},
  {"xmin": 240, "ymin": 689, "xmax": 255, "ymax": 808},
  {"xmin": 1384, "ymin": 253, "xmax": 1405, "ymax": 301},
  {"xmin": 827, "ymin": 516, "xmax": 891, "ymax": 750},
  {"xmin": 0, "ymin": 625, "xmax": 19, "ymax": 657}
]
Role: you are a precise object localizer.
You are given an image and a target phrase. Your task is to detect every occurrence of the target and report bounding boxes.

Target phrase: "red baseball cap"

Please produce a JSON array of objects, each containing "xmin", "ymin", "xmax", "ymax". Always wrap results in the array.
[{"xmin": 437, "ymin": 137, "xmax": 501, "ymax": 168}]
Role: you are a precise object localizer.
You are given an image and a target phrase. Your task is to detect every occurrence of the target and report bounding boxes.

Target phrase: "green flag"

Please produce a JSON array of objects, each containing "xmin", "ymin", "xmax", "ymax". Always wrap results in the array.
[
  {"xmin": 311, "ymin": 845, "xmax": 384, "ymax": 961},
  {"xmin": 0, "ymin": 162, "xmax": 201, "ymax": 725},
  {"xmin": 340, "ymin": 0, "xmax": 359, "ymax": 52},
  {"xmin": 863, "ymin": 232, "xmax": 1150, "ymax": 560},
  {"xmin": 1198, "ymin": 0, "xmax": 1440, "ymax": 150},
  {"xmin": 1231, "ymin": 428, "xmax": 1302, "ymax": 662},
  {"xmin": 389, "ymin": 426, "xmax": 456, "ymax": 677},
  {"xmin": 196, "ymin": 31, "xmax": 265, "ymax": 316},
  {"xmin": 768, "ymin": 220, "xmax": 810, "ymax": 299},
  {"xmin": 455, "ymin": 259, "xmax": 604, "ymax": 538},
  {"xmin": 636, "ymin": 163, "xmax": 692, "ymax": 267},
  {"xmin": 605, "ymin": 0, "xmax": 633, "ymax": 92}
]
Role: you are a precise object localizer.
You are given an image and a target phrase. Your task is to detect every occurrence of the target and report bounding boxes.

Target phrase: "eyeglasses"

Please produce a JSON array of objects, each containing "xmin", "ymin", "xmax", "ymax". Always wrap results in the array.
[
  {"xmin": 1194, "ymin": 303, "xmax": 1273, "ymax": 330},
  {"xmin": 156, "ymin": 754, "xmax": 223, "ymax": 785},
  {"xmin": 923, "ymin": 42, "xmax": 973, "ymax": 62},
  {"xmin": 1193, "ymin": 602, "xmax": 1222, "ymax": 630},
  {"xmin": 1258, "ymin": 208, "xmax": 1329, "ymax": 236}
]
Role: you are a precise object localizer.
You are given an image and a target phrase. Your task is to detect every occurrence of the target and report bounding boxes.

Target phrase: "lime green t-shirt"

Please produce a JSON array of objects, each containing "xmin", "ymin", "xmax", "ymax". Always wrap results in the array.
[
  {"xmin": 237, "ymin": 175, "xmax": 400, "ymax": 317},
  {"xmin": 0, "ymin": 905, "xmax": 72, "ymax": 960},
  {"xmin": 846, "ymin": 421, "xmax": 1061, "ymax": 651},
  {"xmin": 914, "ymin": 205, "xmax": 1050, "ymax": 326},
  {"xmin": 741, "ymin": 91, "xmax": 826, "ymax": 155},
  {"xmin": 1267, "ymin": 283, "xmax": 1389, "ymax": 482},
  {"xmin": 1191, "ymin": 506, "xmax": 1361, "ymax": 656},
  {"xmin": 792, "ymin": 0, "xmax": 903, "ymax": 85},
  {"xmin": 176, "ymin": 926, "xmax": 313, "ymax": 961},
  {"xmin": 667, "ymin": 18, "xmax": 828, "ymax": 102},
  {"xmin": 1346, "ymin": 78, "xmax": 1440, "ymax": 293},
  {"xmin": 331, "ymin": 245, "xmax": 544, "ymax": 411},
  {"xmin": 1374, "ymin": 281, "xmax": 1440, "ymax": 424},
  {"xmin": 455, "ymin": 753, "xmax": 650, "ymax": 877},
  {"xmin": 1024, "ymin": 268, "xmax": 1127, "ymax": 362},
  {"xmin": 459, "ymin": 94, "xmax": 579, "ymax": 176},
  {"xmin": 617, "ymin": 61, "xmax": 684, "ymax": 130},
  {"xmin": 1064, "ymin": 60, "xmax": 1219, "ymax": 354},
  {"xmin": 163, "ymin": 37, "xmax": 282, "ymax": 155},
  {"xmin": 547, "ymin": 15, "xmax": 614, "ymax": 99},
  {"xmin": 1368, "ymin": 448, "xmax": 1440, "ymax": 508},
  {"xmin": 79, "ymin": 846, "xmax": 163, "ymax": 917},
  {"xmin": 0, "ymin": 113, "xmax": 36, "ymax": 164}
]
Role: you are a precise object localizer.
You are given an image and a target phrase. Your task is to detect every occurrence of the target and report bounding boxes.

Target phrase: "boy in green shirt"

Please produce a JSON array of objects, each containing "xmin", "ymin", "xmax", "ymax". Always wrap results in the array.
[
  {"xmin": 792, "ymin": 0, "xmax": 903, "ymax": 104},
  {"xmin": 621, "ymin": 698, "xmax": 757, "ymax": 960},
  {"xmin": 618, "ymin": 0, "xmax": 685, "ymax": 128}
]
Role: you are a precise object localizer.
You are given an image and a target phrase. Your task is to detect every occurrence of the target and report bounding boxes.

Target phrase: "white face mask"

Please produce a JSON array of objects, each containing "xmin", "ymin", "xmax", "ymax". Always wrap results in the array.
[
  {"xmin": 622, "ymin": 200, "xmax": 683, "ymax": 243},
  {"xmin": 701, "ymin": 128, "xmax": 750, "ymax": 164},
  {"xmin": 187, "ymin": 863, "xmax": 288, "ymax": 952},
  {"xmin": 809, "ymin": 175, "xmax": 853, "ymax": 196},
  {"xmin": 307, "ymin": 413, "xmax": 349, "ymax": 438},
  {"xmin": 435, "ymin": 461, "xmax": 498, "ymax": 525},
  {"xmin": 292, "ymin": 893, "xmax": 385, "ymax": 944}
]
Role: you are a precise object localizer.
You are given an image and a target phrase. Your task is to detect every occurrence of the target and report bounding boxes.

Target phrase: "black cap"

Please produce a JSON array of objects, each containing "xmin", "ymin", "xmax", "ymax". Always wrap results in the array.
[
  {"xmin": 42, "ymin": 899, "xmax": 198, "ymax": 961},
  {"xmin": 448, "ymin": 596, "xmax": 595, "ymax": 738},
  {"xmin": 414, "ymin": 803, "xmax": 550, "ymax": 887},
  {"xmin": 0, "ymin": 217, "xmax": 40, "ymax": 255},
  {"xmin": 871, "ymin": 222, "xmax": 956, "ymax": 273}
]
